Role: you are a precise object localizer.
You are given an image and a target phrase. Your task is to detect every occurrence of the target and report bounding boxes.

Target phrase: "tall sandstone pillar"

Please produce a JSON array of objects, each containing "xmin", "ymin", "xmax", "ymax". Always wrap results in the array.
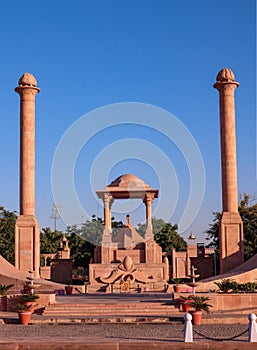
[
  {"xmin": 214, "ymin": 68, "xmax": 244, "ymax": 273},
  {"xmin": 15, "ymin": 73, "xmax": 40, "ymax": 278}
]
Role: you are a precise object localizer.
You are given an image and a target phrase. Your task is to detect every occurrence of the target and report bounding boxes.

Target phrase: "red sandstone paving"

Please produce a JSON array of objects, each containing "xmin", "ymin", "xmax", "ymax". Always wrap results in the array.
[{"xmin": 0, "ymin": 324, "xmax": 248, "ymax": 342}]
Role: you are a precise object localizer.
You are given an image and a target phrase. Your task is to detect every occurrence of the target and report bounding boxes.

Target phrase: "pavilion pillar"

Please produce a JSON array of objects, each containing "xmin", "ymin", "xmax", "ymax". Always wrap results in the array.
[
  {"xmin": 101, "ymin": 193, "xmax": 113, "ymax": 263},
  {"xmin": 144, "ymin": 193, "xmax": 155, "ymax": 240},
  {"xmin": 15, "ymin": 73, "xmax": 40, "ymax": 278},
  {"xmin": 214, "ymin": 68, "xmax": 244, "ymax": 273}
]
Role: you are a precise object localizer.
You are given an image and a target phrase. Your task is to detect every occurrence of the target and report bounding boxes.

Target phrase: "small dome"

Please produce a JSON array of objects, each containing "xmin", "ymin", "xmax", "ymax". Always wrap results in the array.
[
  {"xmin": 108, "ymin": 174, "xmax": 150, "ymax": 189},
  {"xmin": 18, "ymin": 73, "xmax": 37, "ymax": 87},
  {"xmin": 216, "ymin": 68, "xmax": 235, "ymax": 83}
]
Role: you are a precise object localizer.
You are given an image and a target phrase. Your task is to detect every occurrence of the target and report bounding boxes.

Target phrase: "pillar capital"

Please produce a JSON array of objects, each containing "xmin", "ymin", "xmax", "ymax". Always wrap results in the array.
[
  {"xmin": 143, "ymin": 192, "xmax": 155, "ymax": 205},
  {"xmin": 15, "ymin": 85, "xmax": 40, "ymax": 98},
  {"xmin": 214, "ymin": 81, "xmax": 239, "ymax": 93},
  {"xmin": 103, "ymin": 193, "xmax": 114, "ymax": 206}
]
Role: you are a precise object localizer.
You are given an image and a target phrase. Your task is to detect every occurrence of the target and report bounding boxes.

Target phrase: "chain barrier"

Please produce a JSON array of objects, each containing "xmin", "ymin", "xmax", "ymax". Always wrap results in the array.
[{"xmin": 193, "ymin": 328, "xmax": 248, "ymax": 342}]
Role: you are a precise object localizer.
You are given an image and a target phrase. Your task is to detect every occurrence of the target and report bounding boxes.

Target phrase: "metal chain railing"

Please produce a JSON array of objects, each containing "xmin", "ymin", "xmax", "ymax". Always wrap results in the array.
[{"xmin": 193, "ymin": 328, "xmax": 248, "ymax": 342}]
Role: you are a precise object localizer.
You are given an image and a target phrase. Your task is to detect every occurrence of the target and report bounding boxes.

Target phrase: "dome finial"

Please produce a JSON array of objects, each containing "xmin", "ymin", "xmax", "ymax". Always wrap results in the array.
[
  {"xmin": 216, "ymin": 68, "xmax": 235, "ymax": 83},
  {"xmin": 18, "ymin": 72, "xmax": 38, "ymax": 87}
]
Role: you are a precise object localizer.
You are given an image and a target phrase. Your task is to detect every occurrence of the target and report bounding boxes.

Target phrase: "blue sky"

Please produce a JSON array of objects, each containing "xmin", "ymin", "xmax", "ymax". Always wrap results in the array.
[{"xmin": 0, "ymin": 0, "xmax": 256, "ymax": 242}]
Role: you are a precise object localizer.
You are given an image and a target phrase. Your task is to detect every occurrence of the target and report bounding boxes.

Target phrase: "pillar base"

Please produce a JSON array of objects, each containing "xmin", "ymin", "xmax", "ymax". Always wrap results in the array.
[
  {"xmin": 101, "ymin": 227, "xmax": 112, "ymax": 244},
  {"xmin": 15, "ymin": 215, "xmax": 40, "ymax": 278},
  {"xmin": 145, "ymin": 237, "xmax": 162, "ymax": 263},
  {"xmin": 219, "ymin": 212, "xmax": 244, "ymax": 274}
]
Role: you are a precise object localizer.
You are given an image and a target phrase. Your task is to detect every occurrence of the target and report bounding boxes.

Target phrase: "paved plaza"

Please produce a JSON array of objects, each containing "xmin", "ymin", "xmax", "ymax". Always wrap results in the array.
[{"xmin": 1, "ymin": 294, "xmax": 256, "ymax": 349}]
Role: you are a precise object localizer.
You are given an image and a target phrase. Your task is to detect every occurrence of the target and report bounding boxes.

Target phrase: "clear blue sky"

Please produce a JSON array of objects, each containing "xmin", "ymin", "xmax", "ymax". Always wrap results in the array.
[{"xmin": 0, "ymin": 0, "xmax": 256, "ymax": 242}]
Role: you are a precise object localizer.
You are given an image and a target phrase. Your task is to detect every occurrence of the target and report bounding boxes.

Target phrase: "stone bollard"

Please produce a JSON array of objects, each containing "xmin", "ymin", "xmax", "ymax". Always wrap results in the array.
[
  {"xmin": 248, "ymin": 313, "xmax": 257, "ymax": 342},
  {"xmin": 184, "ymin": 313, "xmax": 193, "ymax": 342}
]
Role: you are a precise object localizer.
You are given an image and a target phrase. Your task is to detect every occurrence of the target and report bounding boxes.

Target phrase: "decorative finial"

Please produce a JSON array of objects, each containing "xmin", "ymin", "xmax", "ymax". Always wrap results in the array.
[
  {"xmin": 216, "ymin": 68, "xmax": 235, "ymax": 83},
  {"xmin": 18, "ymin": 72, "xmax": 38, "ymax": 87}
]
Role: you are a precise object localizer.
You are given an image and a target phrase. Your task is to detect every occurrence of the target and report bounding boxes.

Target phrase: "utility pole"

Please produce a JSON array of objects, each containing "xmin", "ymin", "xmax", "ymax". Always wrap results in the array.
[{"xmin": 50, "ymin": 204, "xmax": 61, "ymax": 231}]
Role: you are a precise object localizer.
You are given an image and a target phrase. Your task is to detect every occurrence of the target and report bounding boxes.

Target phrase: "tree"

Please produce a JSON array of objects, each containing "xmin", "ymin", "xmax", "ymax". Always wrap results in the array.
[
  {"xmin": 154, "ymin": 223, "xmax": 187, "ymax": 252},
  {"xmin": 239, "ymin": 194, "xmax": 257, "ymax": 260},
  {"xmin": 75, "ymin": 215, "xmax": 104, "ymax": 246},
  {"xmin": 206, "ymin": 193, "xmax": 257, "ymax": 260},
  {"xmin": 66, "ymin": 229, "xmax": 94, "ymax": 271},
  {"xmin": 40, "ymin": 227, "xmax": 63, "ymax": 254},
  {"xmin": 66, "ymin": 215, "xmax": 123, "ymax": 271},
  {"xmin": 0, "ymin": 206, "xmax": 16, "ymax": 264},
  {"xmin": 69, "ymin": 215, "xmax": 123, "ymax": 247},
  {"xmin": 137, "ymin": 217, "xmax": 187, "ymax": 252},
  {"xmin": 137, "ymin": 217, "xmax": 167, "ymax": 237}
]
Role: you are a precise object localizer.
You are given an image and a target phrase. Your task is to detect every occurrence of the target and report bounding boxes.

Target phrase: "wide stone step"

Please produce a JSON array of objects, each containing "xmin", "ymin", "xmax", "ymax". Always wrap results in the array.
[
  {"xmin": 43, "ymin": 302, "xmax": 179, "ymax": 316},
  {"xmin": 48, "ymin": 303, "xmax": 174, "ymax": 308}
]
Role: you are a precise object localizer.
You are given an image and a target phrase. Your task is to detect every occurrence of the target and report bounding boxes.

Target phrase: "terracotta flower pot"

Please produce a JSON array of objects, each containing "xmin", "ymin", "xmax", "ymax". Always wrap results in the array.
[
  {"xmin": 23, "ymin": 301, "xmax": 37, "ymax": 313},
  {"xmin": 181, "ymin": 300, "xmax": 192, "ymax": 313},
  {"xmin": 174, "ymin": 285, "xmax": 183, "ymax": 293},
  {"xmin": 65, "ymin": 286, "xmax": 73, "ymax": 295},
  {"xmin": 0, "ymin": 296, "xmax": 7, "ymax": 311},
  {"xmin": 191, "ymin": 310, "xmax": 203, "ymax": 325},
  {"xmin": 18, "ymin": 311, "xmax": 32, "ymax": 325}
]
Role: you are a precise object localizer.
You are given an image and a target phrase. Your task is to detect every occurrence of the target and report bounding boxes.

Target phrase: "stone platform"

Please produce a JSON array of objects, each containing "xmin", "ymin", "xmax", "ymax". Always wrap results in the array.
[{"xmin": 1, "ymin": 293, "xmax": 255, "ymax": 326}]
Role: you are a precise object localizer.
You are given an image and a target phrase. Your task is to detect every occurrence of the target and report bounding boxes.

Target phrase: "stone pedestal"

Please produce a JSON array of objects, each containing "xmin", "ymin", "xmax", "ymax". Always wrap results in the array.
[
  {"xmin": 50, "ymin": 259, "xmax": 72, "ymax": 284},
  {"xmin": 219, "ymin": 212, "xmax": 244, "ymax": 273},
  {"xmin": 145, "ymin": 238, "xmax": 162, "ymax": 263},
  {"xmin": 15, "ymin": 215, "xmax": 40, "ymax": 278}
]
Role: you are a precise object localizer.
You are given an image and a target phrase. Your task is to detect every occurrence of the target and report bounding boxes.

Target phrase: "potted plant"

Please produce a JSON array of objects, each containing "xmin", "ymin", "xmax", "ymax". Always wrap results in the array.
[
  {"xmin": 188, "ymin": 295, "xmax": 212, "ymax": 325},
  {"xmin": 0, "ymin": 284, "xmax": 14, "ymax": 311},
  {"xmin": 170, "ymin": 278, "xmax": 185, "ymax": 293},
  {"xmin": 16, "ymin": 303, "xmax": 32, "ymax": 325},
  {"xmin": 214, "ymin": 278, "xmax": 236, "ymax": 293},
  {"xmin": 20, "ymin": 292, "xmax": 39, "ymax": 313},
  {"xmin": 65, "ymin": 282, "xmax": 73, "ymax": 295},
  {"xmin": 179, "ymin": 295, "xmax": 193, "ymax": 313},
  {"xmin": 238, "ymin": 282, "xmax": 257, "ymax": 293}
]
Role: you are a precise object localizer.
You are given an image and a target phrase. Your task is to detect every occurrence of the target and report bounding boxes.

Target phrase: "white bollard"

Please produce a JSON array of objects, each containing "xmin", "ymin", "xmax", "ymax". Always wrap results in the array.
[
  {"xmin": 184, "ymin": 313, "xmax": 193, "ymax": 342},
  {"xmin": 248, "ymin": 313, "xmax": 257, "ymax": 342}
]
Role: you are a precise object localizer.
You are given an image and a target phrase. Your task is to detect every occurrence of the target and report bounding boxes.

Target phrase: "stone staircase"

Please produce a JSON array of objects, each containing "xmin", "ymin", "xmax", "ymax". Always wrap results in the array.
[{"xmin": 43, "ymin": 301, "xmax": 180, "ymax": 318}]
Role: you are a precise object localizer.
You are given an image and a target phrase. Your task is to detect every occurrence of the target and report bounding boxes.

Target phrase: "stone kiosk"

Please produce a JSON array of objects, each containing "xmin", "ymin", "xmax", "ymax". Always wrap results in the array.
[{"xmin": 88, "ymin": 174, "xmax": 169, "ymax": 292}]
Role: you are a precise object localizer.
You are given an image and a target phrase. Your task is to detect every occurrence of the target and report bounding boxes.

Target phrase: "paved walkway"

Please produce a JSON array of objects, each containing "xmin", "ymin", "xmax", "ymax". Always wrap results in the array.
[{"xmin": 0, "ymin": 324, "xmax": 255, "ymax": 349}]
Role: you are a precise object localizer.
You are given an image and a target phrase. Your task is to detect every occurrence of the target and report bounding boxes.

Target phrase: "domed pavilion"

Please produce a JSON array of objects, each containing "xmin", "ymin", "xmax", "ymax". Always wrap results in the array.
[{"xmin": 88, "ymin": 174, "xmax": 169, "ymax": 292}]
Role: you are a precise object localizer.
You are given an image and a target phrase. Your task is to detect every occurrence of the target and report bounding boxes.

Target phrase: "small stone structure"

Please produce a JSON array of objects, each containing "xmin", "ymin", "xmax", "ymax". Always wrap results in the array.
[
  {"xmin": 40, "ymin": 236, "xmax": 72, "ymax": 284},
  {"xmin": 171, "ymin": 233, "xmax": 215, "ymax": 280},
  {"xmin": 88, "ymin": 174, "xmax": 169, "ymax": 292}
]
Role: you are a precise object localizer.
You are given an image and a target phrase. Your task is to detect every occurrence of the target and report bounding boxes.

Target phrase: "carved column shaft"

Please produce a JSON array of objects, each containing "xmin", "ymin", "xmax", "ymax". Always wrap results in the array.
[
  {"xmin": 214, "ymin": 82, "xmax": 239, "ymax": 212},
  {"xmin": 144, "ymin": 193, "xmax": 155, "ymax": 238},
  {"xmin": 15, "ymin": 86, "xmax": 40, "ymax": 215},
  {"xmin": 103, "ymin": 194, "xmax": 113, "ymax": 229}
]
